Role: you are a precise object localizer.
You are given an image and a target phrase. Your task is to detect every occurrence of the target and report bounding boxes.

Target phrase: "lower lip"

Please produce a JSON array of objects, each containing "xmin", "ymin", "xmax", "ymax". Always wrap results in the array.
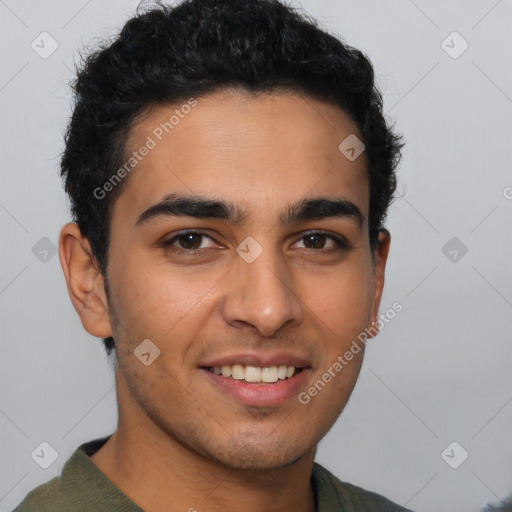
[{"xmin": 201, "ymin": 368, "xmax": 311, "ymax": 407}]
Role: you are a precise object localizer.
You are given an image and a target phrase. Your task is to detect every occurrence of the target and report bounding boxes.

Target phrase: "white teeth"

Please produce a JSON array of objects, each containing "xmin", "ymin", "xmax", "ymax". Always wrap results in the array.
[
  {"xmin": 221, "ymin": 365, "xmax": 232, "ymax": 377},
  {"xmin": 261, "ymin": 366, "xmax": 278, "ymax": 383},
  {"xmin": 209, "ymin": 364, "xmax": 299, "ymax": 383},
  {"xmin": 231, "ymin": 364, "xmax": 245, "ymax": 380},
  {"xmin": 245, "ymin": 366, "xmax": 262, "ymax": 382}
]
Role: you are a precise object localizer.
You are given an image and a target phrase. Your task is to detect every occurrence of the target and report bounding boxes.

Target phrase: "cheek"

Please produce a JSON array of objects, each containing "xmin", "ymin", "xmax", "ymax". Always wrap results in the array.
[
  {"xmin": 108, "ymin": 254, "xmax": 219, "ymax": 341},
  {"xmin": 301, "ymin": 261, "xmax": 374, "ymax": 336}
]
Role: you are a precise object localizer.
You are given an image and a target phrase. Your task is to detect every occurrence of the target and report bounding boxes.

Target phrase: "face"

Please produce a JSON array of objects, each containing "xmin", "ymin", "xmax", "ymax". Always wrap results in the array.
[{"xmin": 79, "ymin": 90, "xmax": 389, "ymax": 470}]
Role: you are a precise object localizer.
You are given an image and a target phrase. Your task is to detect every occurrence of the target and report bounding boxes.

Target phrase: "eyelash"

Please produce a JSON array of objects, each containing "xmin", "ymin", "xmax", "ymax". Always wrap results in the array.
[{"xmin": 159, "ymin": 230, "xmax": 349, "ymax": 254}]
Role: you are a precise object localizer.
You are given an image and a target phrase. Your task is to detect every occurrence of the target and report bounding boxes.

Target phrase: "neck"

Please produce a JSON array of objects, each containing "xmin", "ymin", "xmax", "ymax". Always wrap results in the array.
[
  {"xmin": 90, "ymin": 428, "xmax": 317, "ymax": 512},
  {"xmin": 89, "ymin": 371, "xmax": 317, "ymax": 512}
]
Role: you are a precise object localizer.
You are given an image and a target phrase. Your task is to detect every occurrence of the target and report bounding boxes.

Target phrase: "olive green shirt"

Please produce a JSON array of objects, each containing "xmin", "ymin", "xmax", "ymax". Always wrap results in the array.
[{"xmin": 12, "ymin": 437, "xmax": 413, "ymax": 511}]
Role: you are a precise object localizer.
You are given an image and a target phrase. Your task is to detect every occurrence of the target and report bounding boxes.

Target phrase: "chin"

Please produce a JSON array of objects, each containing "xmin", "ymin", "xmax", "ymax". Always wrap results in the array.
[
  {"xmin": 200, "ymin": 432, "xmax": 312, "ymax": 472},
  {"xmin": 210, "ymin": 448, "xmax": 307, "ymax": 472}
]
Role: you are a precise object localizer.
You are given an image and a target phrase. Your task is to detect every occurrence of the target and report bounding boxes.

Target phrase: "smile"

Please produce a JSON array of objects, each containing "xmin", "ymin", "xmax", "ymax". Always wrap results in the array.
[
  {"xmin": 201, "ymin": 365, "xmax": 310, "ymax": 406},
  {"xmin": 206, "ymin": 364, "xmax": 302, "ymax": 384}
]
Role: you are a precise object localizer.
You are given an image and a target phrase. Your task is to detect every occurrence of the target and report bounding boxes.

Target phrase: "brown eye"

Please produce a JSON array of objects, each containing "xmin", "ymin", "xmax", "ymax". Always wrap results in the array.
[
  {"xmin": 294, "ymin": 231, "xmax": 348, "ymax": 251},
  {"xmin": 160, "ymin": 231, "xmax": 218, "ymax": 253},
  {"xmin": 303, "ymin": 233, "xmax": 327, "ymax": 249},
  {"xmin": 177, "ymin": 233, "xmax": 203, "ymax": 249}
]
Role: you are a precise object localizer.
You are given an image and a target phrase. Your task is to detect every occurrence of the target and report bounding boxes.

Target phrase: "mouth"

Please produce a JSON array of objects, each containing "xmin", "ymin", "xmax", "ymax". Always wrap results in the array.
[
  {"xmin": 202, "ymin": 364, "xmax": 304, "ymax": 384},
  {"xmin": 199, "ymin": 363, "xmax": 311, "ymax": 407}
]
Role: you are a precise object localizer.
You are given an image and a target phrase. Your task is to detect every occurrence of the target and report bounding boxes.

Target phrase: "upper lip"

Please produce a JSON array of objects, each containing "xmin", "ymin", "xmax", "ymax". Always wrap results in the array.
[{"xmin": 199, "ymin": 352, "xmax": 311, "ymax": 369}]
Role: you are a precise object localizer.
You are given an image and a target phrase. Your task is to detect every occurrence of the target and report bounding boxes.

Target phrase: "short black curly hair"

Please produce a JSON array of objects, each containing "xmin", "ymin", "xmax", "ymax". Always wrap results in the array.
[{"xmin": 61, "ymin": 0, "xmax": 403, "ymax": 357}]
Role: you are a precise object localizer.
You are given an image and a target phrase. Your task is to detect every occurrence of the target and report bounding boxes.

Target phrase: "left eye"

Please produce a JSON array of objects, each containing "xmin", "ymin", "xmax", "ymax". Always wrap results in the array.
[{"xmin": 294, "ymin": 233, "xmax": 344, "ymax": 250}]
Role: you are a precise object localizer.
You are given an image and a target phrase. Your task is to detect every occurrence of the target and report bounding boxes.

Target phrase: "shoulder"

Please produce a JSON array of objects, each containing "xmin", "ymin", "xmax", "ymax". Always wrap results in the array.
[
  {"xmin": 312, "ymin": 462, "xmax": 415, "ymax": 511},
  {"xmin": 10, "ymin": 476, "xmax": 66, "ymax": 512},
  {"xmin": 10, "ymin": 437, "xmax": 111, "ymax": 512},
  {"xmin": 10, "ymin": 436, "xmax": 142, "ymax": 512}
]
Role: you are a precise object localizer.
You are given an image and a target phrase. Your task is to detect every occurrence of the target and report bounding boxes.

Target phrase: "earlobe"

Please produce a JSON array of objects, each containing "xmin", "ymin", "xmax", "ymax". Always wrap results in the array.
[{"xmin": 58, "ymin": 222, "xmax": 112, "ymax": 338}]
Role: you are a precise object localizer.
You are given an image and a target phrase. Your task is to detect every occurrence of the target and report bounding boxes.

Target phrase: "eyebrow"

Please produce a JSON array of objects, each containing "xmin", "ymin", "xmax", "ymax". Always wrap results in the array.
[{"xmin": 134, "ymin": 193, "xmax": 364, "ymax": 228}]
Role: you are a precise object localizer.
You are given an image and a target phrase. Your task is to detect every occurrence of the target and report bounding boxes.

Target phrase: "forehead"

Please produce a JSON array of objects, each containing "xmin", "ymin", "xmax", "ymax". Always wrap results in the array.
[{"xmin": 113, "ymin": 90, "xmax": 369, "ymax": 224}]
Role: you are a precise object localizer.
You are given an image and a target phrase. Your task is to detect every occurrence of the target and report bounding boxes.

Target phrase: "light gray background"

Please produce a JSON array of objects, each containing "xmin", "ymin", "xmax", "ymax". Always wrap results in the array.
[{"xmin": 1, "ymin": 1, "xmax": 511, "ymax": 511}]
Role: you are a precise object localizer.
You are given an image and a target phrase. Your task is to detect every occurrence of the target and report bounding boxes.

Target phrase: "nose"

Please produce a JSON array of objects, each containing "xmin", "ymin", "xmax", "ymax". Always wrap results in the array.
[{"xmin": 221, "ymin": 246, "xmax": 303, "ymax": 337}]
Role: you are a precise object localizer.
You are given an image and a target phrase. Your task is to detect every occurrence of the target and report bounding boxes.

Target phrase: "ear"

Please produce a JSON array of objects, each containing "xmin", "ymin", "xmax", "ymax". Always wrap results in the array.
[
  {"xmin": 58, "ymin": 222, "xmax": 112, "ymax": 338},
  {"xmin": 367, "ymin": 228, "xmax": 391, "ymax": 338}
]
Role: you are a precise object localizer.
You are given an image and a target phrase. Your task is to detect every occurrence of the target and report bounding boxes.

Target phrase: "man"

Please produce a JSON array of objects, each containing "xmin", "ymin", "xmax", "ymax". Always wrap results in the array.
[{"xmin": 12, "ymin": 0, "xmax": 408, "ymax": 510}]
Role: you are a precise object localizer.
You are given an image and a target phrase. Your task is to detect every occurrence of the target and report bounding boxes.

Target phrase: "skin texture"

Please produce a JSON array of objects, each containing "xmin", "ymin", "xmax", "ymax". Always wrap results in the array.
[{"xmin": 59, "ymin": 89, "xmax": 390, "ymax": 512}]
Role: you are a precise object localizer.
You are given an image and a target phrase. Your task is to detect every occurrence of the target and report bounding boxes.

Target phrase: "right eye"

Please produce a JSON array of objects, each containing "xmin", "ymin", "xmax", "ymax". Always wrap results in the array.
[{"xmin": 160, "ymin": 231, "xmax": 220, "ymax": 253}]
